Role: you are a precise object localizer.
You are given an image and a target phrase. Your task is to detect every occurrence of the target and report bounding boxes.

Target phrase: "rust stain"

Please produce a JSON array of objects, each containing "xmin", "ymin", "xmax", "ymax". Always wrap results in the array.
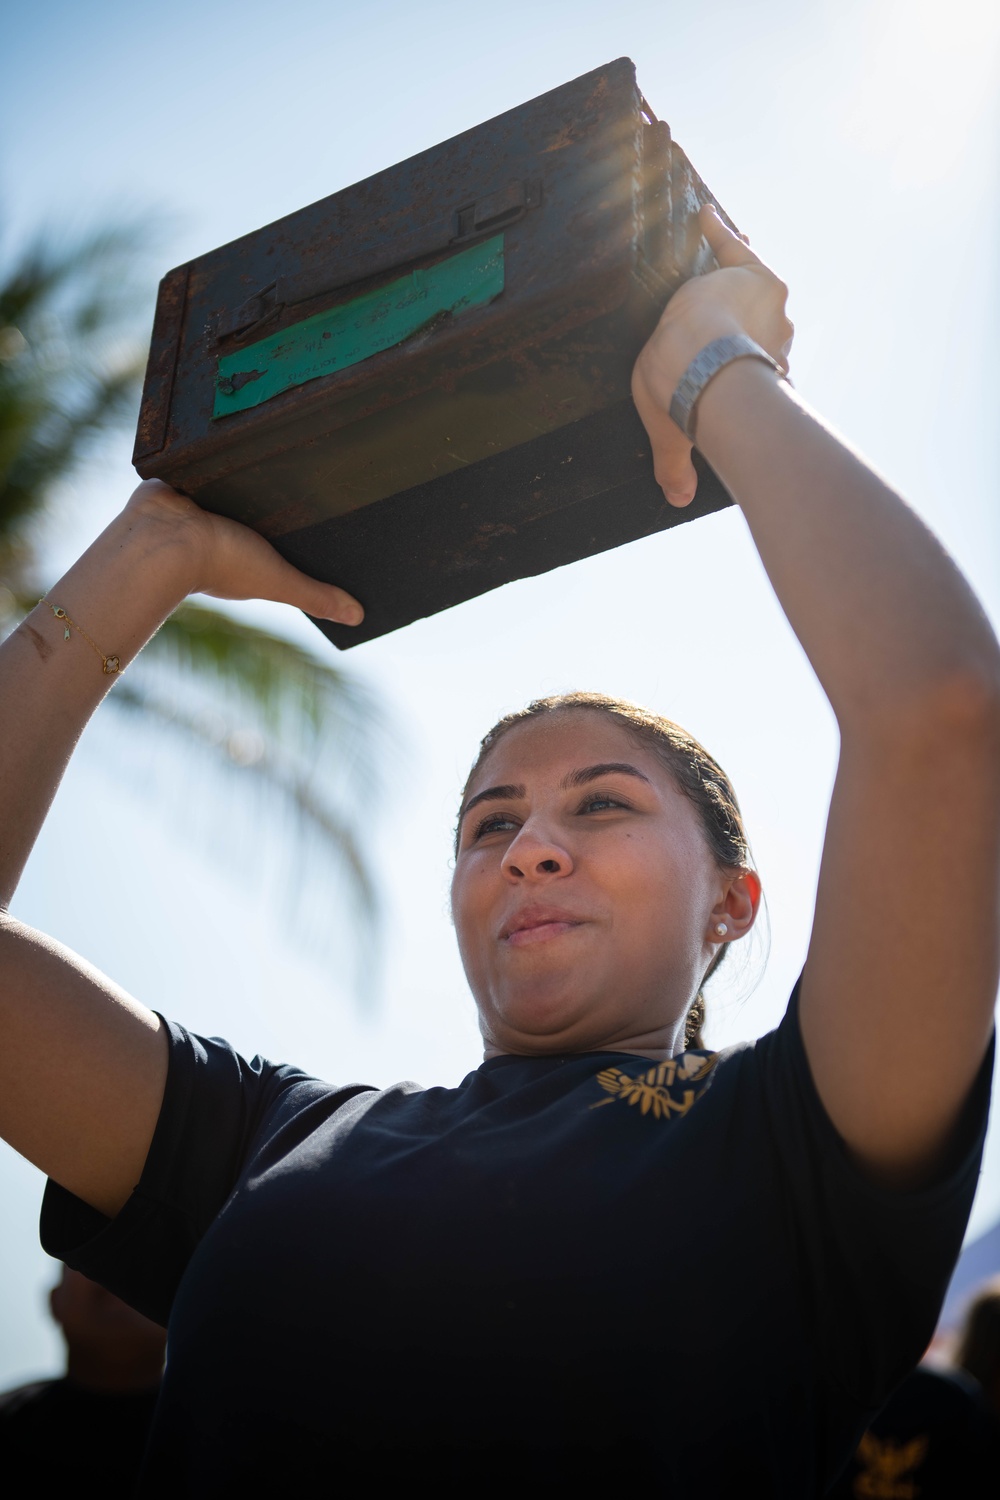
[
  {"xmin": 217, "ymin": 368, "xmax": 266, "ymax": 396},
  {"xmin": 542, "ymin": 75, "xmax": 610, "ymax": 151},
  {"xmin": 133, "ymin": 263, "xmax": 189, "ymax": 466},
  {"xmin": 541, "ymin": 123, "xmax": 579, "ymax": 154}
]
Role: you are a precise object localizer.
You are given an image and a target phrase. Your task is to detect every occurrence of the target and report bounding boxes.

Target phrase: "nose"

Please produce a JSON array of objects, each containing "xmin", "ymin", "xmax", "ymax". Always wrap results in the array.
[{"xmin": 501, "ymin": 819, "xmax": 574, "ymax": 883}]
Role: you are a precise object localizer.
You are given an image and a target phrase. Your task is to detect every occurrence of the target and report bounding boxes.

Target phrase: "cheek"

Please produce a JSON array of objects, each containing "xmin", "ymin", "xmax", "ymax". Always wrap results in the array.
[
  {"xmin": 608, "ymin": 833, "xmax": 710, "ymax": 929},
  {"xmin": 608, "ymin": 830, "xmax": 682, "ymax": 891},
  {"xmin": 449, "ymin": 865, "xmax": 488, "ymax": 957}
]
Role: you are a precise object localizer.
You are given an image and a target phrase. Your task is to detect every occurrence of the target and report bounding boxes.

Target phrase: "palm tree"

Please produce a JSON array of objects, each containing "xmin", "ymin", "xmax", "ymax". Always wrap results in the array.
[{"xmin": 0, "ymin": 217, "xmax": 389, "ymax": 989}]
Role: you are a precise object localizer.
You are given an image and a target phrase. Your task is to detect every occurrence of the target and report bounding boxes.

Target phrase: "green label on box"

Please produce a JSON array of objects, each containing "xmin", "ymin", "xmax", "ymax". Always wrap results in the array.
[{"xmin": 213, "ymin": 233, "xmax": 505, "ymax": 419}]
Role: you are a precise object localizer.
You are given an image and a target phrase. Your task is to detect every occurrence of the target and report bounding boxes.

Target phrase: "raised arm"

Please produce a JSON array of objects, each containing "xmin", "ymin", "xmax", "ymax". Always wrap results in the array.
[
  {"xmin": 633, "ymin": 208, "xmax": 1000, "ymax": 1185},
  {"xmin": 0, "ymin": 481, "xmax": 362, "ymax": 1216}
]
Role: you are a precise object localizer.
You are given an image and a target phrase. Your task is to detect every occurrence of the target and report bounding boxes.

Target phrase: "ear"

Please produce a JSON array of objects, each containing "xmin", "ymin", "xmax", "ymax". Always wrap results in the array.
[{"xmin": 708, "ymin": 870, "xmax": 762, "ymax": 945}]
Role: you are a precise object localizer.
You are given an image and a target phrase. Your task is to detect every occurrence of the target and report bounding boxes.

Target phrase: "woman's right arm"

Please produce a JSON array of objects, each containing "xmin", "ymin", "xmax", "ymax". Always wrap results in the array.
[{"xmin": 0, "ymin": 480, "xmax": 362, "ymax": 1218}]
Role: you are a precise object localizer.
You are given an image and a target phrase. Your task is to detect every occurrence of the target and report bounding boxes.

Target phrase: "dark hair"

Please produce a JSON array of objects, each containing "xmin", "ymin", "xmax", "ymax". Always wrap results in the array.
[
  {"xmin": 955, "ymin": 1277, "xmax": 1000, "ymax": 1394},
  {"xmin": 458, "ymin": 692, "xmax": 756, "ymax": 1048}
]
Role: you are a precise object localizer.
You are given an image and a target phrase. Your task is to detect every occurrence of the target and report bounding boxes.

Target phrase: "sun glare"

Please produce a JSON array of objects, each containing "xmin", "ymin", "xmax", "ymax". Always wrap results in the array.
[{"xmin": 841, "ymin": 0, "xmax": 1000, "ymax": 184}]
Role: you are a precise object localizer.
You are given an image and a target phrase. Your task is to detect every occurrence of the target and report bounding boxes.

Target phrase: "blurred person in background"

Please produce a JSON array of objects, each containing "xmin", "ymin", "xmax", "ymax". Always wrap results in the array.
[
  {"xmin": 956, "ymin": 1277, "xmax": 1000, "ymax": 1422},
  {"xmin": 0, "ymin": 1265, "xmax": 165, "ymax": 1494}
]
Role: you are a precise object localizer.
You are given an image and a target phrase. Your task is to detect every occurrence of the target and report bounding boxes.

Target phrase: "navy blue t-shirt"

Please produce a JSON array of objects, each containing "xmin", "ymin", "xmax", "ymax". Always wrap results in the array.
[
  {"xmin": 41, "ymin": 989, "xmax": 992, "ymax": 1495},
  {"xmin": 825, "ymin": 1366, "xmax": 1000, "ymax": 1498}
]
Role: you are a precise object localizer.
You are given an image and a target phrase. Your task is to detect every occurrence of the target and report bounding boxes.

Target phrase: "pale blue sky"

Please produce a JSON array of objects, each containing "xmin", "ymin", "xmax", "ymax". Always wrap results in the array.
[{"xmin": 1, "ymin": 0, "xmax": 998, "ymax": 1382}]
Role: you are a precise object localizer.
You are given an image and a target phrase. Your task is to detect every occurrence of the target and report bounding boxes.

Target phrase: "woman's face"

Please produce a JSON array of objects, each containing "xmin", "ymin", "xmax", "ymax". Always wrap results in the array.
[{"xmin": 451, "ymin": 711, "xmax": 736, "ymax": 1058}]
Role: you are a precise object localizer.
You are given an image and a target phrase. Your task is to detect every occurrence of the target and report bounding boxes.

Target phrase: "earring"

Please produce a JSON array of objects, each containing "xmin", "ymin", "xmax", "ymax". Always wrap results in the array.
[{"xmin": 715, "ymin": 923, "xmax": 728, "ymax": 937}]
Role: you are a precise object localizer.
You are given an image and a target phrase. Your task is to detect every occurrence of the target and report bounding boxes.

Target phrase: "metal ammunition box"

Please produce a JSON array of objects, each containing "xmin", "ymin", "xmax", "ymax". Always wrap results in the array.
[{"xmin": 134, "ymin": 58, "xmax": 736, "ymax": 648}]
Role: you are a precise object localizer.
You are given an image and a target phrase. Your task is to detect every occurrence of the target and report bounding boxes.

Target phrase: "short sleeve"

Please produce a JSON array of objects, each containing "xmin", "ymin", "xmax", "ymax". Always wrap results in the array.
[
  {"xmin": 40, "ymin": 1017, "xmax": 364, "ymax": 1326},
  {"xmin": 754, "ymin": 986, "xmax": 994, "ymax": 1412}
]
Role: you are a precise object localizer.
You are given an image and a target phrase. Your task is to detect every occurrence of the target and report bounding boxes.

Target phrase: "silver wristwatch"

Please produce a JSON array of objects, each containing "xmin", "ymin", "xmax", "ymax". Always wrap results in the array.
[{"xmin": 668, "ymin": 334, "xmax": 784, "ymax": 442}]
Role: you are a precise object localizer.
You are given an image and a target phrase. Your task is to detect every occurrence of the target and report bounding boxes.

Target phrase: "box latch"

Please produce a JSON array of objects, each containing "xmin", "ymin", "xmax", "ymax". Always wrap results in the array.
[{"xmin": 212, "ymin": 180, "xmax": 541, "ymax": 345}]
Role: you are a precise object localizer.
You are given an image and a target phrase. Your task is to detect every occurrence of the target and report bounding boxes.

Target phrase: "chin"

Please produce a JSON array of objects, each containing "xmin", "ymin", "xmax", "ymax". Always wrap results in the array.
[{"xmin": 483, "ymin": 985, "xmax": 612, "ymax": 1053}]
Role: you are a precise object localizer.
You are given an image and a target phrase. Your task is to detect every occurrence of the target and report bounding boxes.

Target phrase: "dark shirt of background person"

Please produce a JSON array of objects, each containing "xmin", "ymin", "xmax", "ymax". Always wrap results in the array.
[
  {"xmin": 0, "ymin": 1265, "xmax": 165, "ymax": 1497},
  {"xmin": 825, "ymin": 1364, "xmax": 999, "ymax": 1498}
]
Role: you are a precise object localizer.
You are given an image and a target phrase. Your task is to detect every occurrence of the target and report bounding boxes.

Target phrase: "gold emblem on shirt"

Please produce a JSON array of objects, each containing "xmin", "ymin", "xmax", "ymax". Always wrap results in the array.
[
  {"xmin": 851, "ymin": 1430, "xmax": 928, "ymax": 1498},
  {"xmin": 590, "ymin": 1052, "xmax": 718, "ymax": 1121}
]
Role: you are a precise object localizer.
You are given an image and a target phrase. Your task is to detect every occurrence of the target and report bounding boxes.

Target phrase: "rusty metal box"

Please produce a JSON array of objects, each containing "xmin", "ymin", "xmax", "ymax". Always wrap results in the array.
[{"xmin": 134, "ymin": 58, "xmax": 735, "ymax": 648}]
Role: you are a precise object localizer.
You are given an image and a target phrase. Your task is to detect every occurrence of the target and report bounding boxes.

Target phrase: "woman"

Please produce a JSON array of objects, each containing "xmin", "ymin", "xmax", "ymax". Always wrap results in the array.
[{"xmin": 0, "ymin": 208, "xmax": 997, "ymax": 1494}]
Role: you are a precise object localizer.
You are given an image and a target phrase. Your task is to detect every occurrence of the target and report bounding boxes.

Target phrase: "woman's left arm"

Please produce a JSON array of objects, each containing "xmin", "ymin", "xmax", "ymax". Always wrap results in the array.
[{"xmin": 633, "ymin": 210, "xmax": 1000, "ymax": 1185}]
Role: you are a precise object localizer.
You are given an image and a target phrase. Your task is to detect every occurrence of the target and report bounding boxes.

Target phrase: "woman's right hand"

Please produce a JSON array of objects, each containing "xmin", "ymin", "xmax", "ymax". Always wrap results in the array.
[
  {"xmin": 631, "ymin": 205, "xmax": 794, "ymax": 507},
  {"xmin": 123, "ymin": 479, "xmax": 364, "ymax": 626}
]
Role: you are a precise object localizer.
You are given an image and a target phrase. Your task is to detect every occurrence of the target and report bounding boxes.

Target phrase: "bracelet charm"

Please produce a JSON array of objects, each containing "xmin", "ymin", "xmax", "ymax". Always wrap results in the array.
[{"xmin": 41, "ymin": 602, "xmax": 124, "ymax": 676}]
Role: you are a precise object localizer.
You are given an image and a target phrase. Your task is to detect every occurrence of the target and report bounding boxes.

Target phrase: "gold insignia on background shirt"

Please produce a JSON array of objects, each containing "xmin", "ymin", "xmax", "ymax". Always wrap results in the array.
[
  {"xmin": 590, "ymin": 1053, "xmax": 718, "ymax": 1121},
  {"xmin": 851, "ymin": 1430, "xmax": 929, "ymax": 1499}
]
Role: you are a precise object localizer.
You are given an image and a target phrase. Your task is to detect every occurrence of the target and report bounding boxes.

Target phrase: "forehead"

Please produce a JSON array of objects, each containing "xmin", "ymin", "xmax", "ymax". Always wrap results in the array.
[{"xmin": 468, "ymin": 711, "xmax": 667, "ymax": 794}]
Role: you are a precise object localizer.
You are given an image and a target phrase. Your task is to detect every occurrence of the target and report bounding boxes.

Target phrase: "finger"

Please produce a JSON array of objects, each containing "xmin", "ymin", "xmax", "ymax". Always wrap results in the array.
[
  {"xmin": 303, "ymin": 581, "xmax": 365, "ymax": 626},
  {"xmin": 699, "ymin": 203, "xmax": 762, "ymax": 270},
  {"xmin": 213, "ymin": 537, "xmax": 365, "ymax": 626},
  {"xmin": 263, "ymin": 560, "xmax": 365, "ymax": 626},
  {"xmin": 654, "ymin": 446, "xmax": 700, "ymax": 509}
]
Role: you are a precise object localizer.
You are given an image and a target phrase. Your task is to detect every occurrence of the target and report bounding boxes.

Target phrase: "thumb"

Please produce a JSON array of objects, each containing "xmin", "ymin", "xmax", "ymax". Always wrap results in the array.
[
  {"xmin": 654, "ymin": 434, "xmax": 700, "ymax": 509},
  {"xmin": 256, "ymin": 555, "xmax": 365, "ymax": 626},
  {"xmin": 202, "ymin": 522, "xmax": 366, "ymax": 625},
  {"xmin": 699, "ymin": 202, "xmax": 762, "ymax": 271}
]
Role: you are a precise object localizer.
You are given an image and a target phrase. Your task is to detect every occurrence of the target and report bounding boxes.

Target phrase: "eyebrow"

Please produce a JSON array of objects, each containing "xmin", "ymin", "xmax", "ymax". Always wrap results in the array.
[
  {"xmin": 460, "ymin": 782, "xmax": 525, "ymax": 822},
  {"xmin": 459, "ymin": 762, "xmax": 651, "ymax": 825},
  {"xmin": 565, "ymin": 762, "xmax": 651, "ymax": 790}
]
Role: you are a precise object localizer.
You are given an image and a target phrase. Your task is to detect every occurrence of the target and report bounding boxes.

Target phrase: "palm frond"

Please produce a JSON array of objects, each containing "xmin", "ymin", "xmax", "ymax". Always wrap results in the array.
[
  {"xmin": 143, "ymin": 600, "xmax": 388, "ymax": 799},
  {"xmin": 110, "ymin": 678, "xmax": 376, "ymax": 905},
  {"xmin": 1, "ymin": 353, "xmax": 147, "ymax": 540},
  {"xmin": 0, "ymin": 211, "xmax": 394, "ymax": 999},
  {"xmin": 108, "ymin": 600, "xmax": 394, "ymax": 987},
  {"xmin": 0, "ymin": 221, "xmax": 152, "ymax": 330},
  {"xmin": 0, "ymin": 217, "xmax": 154, "ymax": 562}
]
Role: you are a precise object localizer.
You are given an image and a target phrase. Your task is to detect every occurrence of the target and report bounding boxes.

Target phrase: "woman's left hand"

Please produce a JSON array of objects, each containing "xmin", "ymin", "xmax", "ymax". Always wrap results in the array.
[{"xmin": 631, "ymin": 204, "xmax": 794, "ymax": 506}]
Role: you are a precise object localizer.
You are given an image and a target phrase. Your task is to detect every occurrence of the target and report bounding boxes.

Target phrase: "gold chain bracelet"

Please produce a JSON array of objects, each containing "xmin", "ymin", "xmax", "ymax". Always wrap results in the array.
[{"xmin": 39, "ymin": 600, "xmax": 123, "ymax": 675}]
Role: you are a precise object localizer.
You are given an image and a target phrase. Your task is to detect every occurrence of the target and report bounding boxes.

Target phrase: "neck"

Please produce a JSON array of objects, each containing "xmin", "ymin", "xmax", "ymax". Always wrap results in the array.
[
  {"xmin": 482, "ymin": 1022, "xmax": 690, "ymax": 1063},
  {"xmin": 65, "ymin": 1347, "xmax": 163, "ymax": 1395}
]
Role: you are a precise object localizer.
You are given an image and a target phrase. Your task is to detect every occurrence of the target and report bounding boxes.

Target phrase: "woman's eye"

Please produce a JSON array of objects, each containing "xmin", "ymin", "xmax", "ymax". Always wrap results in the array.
[
  {"xmin": 579, "ymin": 793, "xmax": 627, "ymax": 814},
  {"xmin": 473, "ymin": 812, "xmax": 519, "ymax": 840}
]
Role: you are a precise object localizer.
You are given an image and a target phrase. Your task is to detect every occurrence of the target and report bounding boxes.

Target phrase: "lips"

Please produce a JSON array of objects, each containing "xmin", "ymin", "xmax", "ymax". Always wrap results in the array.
[{"xmin": 500, "ymin": 906, "xmax": 586, "ymax": 947}]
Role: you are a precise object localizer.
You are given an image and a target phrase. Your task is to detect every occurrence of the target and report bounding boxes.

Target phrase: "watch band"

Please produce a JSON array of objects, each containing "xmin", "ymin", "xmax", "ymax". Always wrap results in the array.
[{"xmin": 668, "ymin": 334, "xmax": 784, "ymax": 442}]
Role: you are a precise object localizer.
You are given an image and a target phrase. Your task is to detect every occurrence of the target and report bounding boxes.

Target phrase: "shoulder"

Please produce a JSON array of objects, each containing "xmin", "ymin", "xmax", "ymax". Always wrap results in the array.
[
  {"xmin": 874, "ymin": 1365, "xmax": 992, "ymax": 1427},
  {"xmin": 157, "ymin": 1014, "xmax": 377, "ymax": 1130},
  {"xmin": 0, "ymin": 1378, "xmax": 62, "ymax": 1418}
]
